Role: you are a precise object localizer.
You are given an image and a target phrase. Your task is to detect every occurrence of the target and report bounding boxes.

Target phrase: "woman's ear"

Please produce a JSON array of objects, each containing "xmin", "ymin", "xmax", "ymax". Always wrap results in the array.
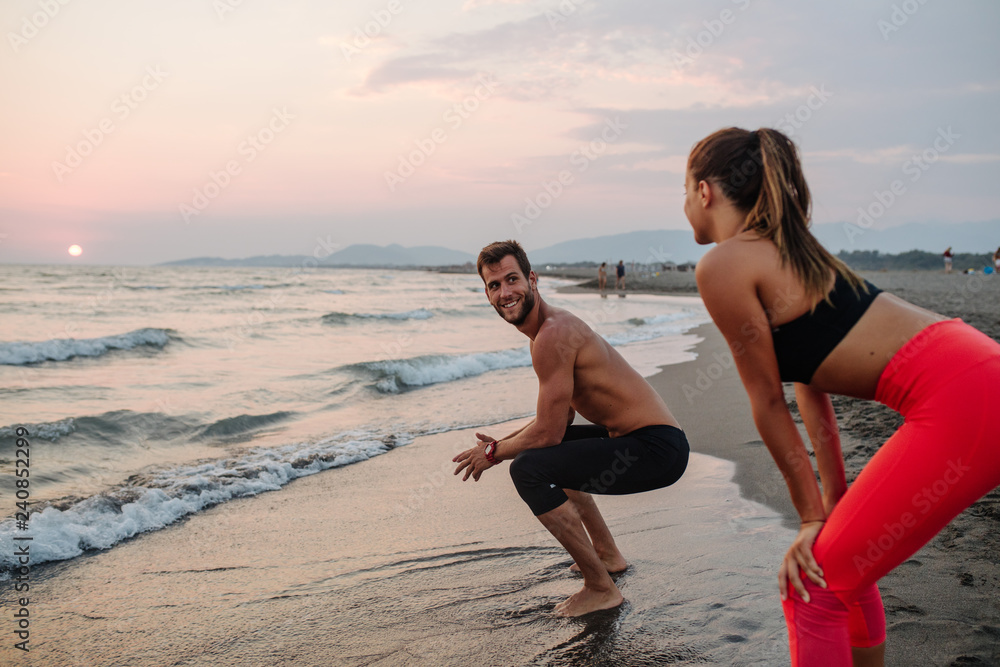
[{"xmin": 698, "ymin": 180, "xmax": 714, "ymax": 208}]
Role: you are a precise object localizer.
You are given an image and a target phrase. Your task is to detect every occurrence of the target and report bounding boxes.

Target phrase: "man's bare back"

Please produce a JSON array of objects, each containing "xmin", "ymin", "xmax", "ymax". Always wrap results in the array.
[{"xmin": 532, "ymin": 304, "xmax": 679, "ymax": 438}]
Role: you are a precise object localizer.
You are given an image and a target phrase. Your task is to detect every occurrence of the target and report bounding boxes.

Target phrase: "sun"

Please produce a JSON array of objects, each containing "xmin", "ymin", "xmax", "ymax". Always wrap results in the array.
[{"xmin": 68, "ymin": 244, "xmax": 83, "ymax": 257}]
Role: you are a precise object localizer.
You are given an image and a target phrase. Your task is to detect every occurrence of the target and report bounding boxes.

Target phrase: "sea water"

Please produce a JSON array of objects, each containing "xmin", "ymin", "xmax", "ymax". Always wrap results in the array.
[{"xmin": 0, "ymin": 264, "xmax": 709, "ymax": 572}]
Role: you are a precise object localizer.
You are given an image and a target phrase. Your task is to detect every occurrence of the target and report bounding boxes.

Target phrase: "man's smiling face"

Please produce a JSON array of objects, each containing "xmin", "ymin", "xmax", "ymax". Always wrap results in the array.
[{"xmin": 481, "ymin": 255, "xmax": 537, "ymax": 327}]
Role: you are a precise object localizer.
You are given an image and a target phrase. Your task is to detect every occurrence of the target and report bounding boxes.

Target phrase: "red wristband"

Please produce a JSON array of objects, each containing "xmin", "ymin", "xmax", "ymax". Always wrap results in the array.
[{"xmin": 484, "ymin": 440, "xmax": 499, "ymax": 465}]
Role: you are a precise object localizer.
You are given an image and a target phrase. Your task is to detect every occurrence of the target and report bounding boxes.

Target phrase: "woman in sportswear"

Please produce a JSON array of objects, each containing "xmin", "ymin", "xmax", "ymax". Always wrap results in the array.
[{"xmin": 681, "ymin": 126, "xmax": 1000, "ymax": 666}]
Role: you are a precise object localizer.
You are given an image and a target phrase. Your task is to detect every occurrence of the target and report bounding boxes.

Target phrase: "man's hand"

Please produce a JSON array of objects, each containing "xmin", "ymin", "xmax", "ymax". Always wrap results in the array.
[{"xmin": 452, "ymin": 433, "xmax": 496, "ymax": 481}]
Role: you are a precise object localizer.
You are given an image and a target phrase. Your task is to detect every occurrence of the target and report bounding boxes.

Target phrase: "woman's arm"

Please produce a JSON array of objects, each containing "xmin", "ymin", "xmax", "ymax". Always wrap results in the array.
[
  {"xmin": 695, "ymin": 252, "xmax": 826, "ymax": 523},
  {"xmin": 794, "ymin": 383, "xmax": 847, "ymax": 515},
  {"xmin": 696, "ymin": 249, "xmax": 828, "ymax": 600}
]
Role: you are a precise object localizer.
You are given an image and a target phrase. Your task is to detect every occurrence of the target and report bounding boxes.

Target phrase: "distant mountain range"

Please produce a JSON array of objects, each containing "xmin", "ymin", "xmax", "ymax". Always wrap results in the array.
[
  {"xmin": 159, "ymin": 244, "xmax": 475, "ymax": 268},
  {"xmin": 159, "ymin": 220, "xmax": 998, "ymax": 268}
]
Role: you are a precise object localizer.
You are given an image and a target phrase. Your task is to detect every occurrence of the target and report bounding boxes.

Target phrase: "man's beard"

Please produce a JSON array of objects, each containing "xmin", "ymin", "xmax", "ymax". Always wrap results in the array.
[{"xmin": 495, "ymin": 288, "xmax": 535, "ymax": 326}]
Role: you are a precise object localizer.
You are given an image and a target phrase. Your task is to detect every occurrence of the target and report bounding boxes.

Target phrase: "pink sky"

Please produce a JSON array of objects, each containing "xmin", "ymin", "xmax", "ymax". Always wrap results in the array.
[{"xmin": 2, "ymin": 0, "xmax": 998, "ymax": 264}]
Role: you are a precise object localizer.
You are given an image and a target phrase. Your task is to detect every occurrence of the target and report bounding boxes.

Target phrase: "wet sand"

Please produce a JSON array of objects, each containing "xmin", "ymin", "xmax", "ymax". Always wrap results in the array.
[{"xmin": 9, "ymin": 428, "xmax": 796, "ymax": 666}]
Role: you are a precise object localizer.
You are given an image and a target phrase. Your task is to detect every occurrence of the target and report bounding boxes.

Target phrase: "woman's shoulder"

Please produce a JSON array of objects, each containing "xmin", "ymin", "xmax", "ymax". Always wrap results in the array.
[{"xmin": 697, "ymin": 234, "xmax": 778, "ymax": 279}]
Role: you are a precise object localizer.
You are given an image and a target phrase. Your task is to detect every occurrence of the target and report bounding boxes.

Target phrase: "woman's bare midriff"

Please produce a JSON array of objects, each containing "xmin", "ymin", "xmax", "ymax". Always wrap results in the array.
[{"xmin": 808, "ymin": 293, "xmax": 946, "ymax": 399}]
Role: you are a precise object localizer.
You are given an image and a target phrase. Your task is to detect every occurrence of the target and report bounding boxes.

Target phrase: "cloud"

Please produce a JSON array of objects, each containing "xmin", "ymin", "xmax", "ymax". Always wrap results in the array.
[{"xmin": 360, "ymin": 54, "xmax": 475, "ymax": 93}]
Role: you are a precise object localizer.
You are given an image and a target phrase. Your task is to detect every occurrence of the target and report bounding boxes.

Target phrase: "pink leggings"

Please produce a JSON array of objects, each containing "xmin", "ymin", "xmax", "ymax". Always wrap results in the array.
[{"xmin": 782, "ymin": 319, "xmax": 1000, "ymax": 666}]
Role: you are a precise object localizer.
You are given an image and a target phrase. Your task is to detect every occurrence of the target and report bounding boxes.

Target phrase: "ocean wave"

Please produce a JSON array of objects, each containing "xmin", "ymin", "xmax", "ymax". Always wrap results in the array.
[
  {"xmin": 608, "ymin": 311, "xmax": 708, "ymax": 346},
  {"xmin": 322, "ymin": 308, "xmax": 435, "ymax": 324},
  {"xmin": 352, "ymin": 347, "xmax": 531, "ymax": 393},
  {"xmin": 0, "ymin": 411, "xmax": 197, "ymax": 448},
  {"xmin": 197, "ymin": 411, "xmax": 295, "ymax": 439},
  {"xmin": 0, "ymin": 328, "xmax": 173, "ymax": 365},
  {"xmin": 0, "ymin": 418, "xmax": 76, "ymax": 441},
  {"xmin": 1, "ymin": 410, "xmax": 295, "ymax": 447},
  {"xmin": 0, "ymin": 430, "xmax": 412, "ymax": 571}
]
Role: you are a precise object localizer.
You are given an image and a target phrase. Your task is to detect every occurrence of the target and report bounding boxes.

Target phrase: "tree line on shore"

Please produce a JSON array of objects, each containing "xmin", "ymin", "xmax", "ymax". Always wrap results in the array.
[{"xmin": 837, "ymin": 249, "xmax": 994, "ymax": 271}]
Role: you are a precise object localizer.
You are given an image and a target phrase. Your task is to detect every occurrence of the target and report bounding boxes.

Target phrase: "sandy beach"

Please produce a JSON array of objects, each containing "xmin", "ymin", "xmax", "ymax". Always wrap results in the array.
[{"xmin": 5, "ymin": 269, "xmax": 998, "ymax": 666}]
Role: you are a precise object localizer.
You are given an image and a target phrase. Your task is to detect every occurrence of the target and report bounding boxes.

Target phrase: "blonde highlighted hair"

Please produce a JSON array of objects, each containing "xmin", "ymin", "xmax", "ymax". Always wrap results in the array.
[{"xmin": 688, "ymin": 127, "xmax": 864, "ymax": 302}]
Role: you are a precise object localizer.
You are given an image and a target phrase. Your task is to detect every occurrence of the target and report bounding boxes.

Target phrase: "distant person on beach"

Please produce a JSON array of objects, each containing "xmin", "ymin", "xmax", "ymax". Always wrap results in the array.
[
  {"xmin": 616, "ymin": 260, "xmax": 626, "ymax": 290},
  {"xmin": 943, "ymin": 246, "xmax": 953, "ymax": 273},
  {"xmin": 681, "ymin": 127, "xmax": 1000, "ymax": 666},
  {"xmin": 993, "ymin": 246, "xmax": 1000, "ymax": 273},
  {"xmin": 598, "ymin": 262, "xmax": 608, "ymax": 294},
  {"xmin": 453, "ymin": 240, "xmax": 689, "ymax": 617}
]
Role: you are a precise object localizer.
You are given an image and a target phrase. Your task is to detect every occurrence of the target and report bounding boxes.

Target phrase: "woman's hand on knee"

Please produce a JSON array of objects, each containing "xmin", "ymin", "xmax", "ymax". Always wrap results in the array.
[{"xmin": 779, "ymin": 521, "xmax": 827, "ymax": 602}]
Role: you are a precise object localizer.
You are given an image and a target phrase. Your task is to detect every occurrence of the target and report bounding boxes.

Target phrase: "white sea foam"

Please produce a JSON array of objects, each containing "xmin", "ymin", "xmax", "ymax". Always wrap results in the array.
[
  {"xmin": 0, "ymin": 328, "xmax": 171, "ymax": 365},
  {"xmin": 0, "ymin": 417, "xmax": 76, "ymax": 441},
  {"xmin": 0, "ymin": 430, "xmax": 412, "ymax": 571},
  {"xmin": 356, "ymin": 312, "xmax": 705, "ymax": 393},
  {"xmin": 362, "ymin": 347, "xmax": 532, "ymax": 393},
  {"xmin": 607, "ymin": 311, "xmax": 707, "ymax": 345}
]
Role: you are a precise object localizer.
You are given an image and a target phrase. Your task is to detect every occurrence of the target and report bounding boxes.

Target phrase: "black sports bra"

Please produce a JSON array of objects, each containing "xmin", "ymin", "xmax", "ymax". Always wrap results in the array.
[{"xmin": 770, "ymin": 274, "xmax": 883, "ymax": 384}]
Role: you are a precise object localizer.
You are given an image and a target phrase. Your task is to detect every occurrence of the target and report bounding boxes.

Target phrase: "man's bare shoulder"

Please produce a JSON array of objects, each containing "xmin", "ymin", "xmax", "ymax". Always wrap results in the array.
[
  {"xmin": 528, "ymin": 308, "xmax": 594, "ymax": 371},
  {"xmin": 535, "ymin": 306, "xmax": 593, "ymax": 347}
]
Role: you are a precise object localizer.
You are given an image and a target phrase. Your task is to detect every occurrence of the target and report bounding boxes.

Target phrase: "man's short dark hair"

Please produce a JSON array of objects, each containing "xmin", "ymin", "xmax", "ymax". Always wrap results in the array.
[{"xmin": 477, "ymin": 240, "xmax": 532, "ymax": 280}]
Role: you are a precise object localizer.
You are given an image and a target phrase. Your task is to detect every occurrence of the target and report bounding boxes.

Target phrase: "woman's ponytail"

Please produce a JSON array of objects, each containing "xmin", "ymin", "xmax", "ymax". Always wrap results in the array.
[{"xmin": 689, "ymin": 127, "xmax": 864, "ymax": 303}]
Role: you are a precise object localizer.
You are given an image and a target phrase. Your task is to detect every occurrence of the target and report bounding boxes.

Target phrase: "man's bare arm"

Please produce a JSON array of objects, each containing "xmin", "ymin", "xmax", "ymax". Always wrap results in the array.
[
  {"xmin": 492, "ymin": 324, "xmax": 577, "ymax": 460},
  {"xmin": 453, "ymin": 322, "xmax": 577, "ymax": 481}
]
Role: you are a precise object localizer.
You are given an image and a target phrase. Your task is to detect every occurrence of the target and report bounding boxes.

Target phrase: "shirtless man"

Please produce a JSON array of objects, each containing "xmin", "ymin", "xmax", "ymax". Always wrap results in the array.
[{"xmin": 453, "ymin": 240, "xmax": 689, "ymax": 617}]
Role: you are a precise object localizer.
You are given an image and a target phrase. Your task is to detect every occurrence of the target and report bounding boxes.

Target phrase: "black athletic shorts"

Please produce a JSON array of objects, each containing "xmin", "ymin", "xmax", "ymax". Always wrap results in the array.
[{"xmin": 508, "ymin": 423, "xmax": 689, "ymax": 516}]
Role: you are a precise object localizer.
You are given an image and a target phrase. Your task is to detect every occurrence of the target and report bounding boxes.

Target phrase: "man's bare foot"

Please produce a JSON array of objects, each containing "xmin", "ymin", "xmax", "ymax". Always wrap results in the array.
[
  {"xmin": 569, "ymin": 553, "xmax": 628, "ymax": 574},
  {"xmin": 554, "ymin": 584, "xmax": 624, "ymax": 617}
]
